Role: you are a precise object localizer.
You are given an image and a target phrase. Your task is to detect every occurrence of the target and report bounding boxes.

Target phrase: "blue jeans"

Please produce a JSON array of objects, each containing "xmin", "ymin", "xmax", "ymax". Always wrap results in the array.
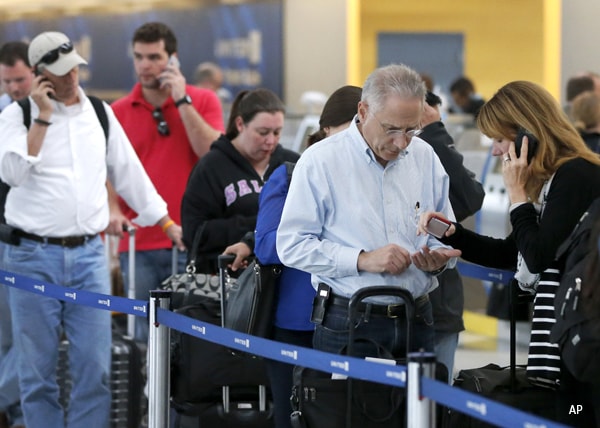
[
  {"xmin": 434, "ymin": 331, "xmax": 459, "ymax": 383},
  {"xmin": 3, "ymin": 237, "xmax": 112, "ymax": 428},
  {"xmin": 313, "ymin": 295, "xmax": 435, "ymax": 358},
  {"xmin": 119, "ymin": 248, "xmax": 187, "ymax": 342}
]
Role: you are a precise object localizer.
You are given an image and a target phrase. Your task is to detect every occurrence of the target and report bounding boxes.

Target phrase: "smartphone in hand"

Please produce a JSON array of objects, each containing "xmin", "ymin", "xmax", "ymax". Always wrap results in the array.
[
  {"xmin": 34, "ymin": 65, "xmax": 55, "ymax": 99},
  {"xmin": 514, "ymin": 128, "xmax": 539, "ymax": 164},
  {"xmin": 167, "ymin": 55, "xmax": 180, "ymax": 69},
  {"xmin": 426, "ymin": 215, "xmax": 451, "ymax": 239},
  {"xmin": 160, "ymin": 56, "xmax": 179, "ymax": 85}
]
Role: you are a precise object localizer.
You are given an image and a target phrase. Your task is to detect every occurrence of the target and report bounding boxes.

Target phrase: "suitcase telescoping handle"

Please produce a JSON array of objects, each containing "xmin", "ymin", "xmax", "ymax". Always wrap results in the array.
[
  {"xmin": 218, "ymin": 254, "xmax": 236, "ymax": 328},
  {"xmin": 124, "ymin": 225, "xmax": 136, "ymax": 339},
  {"xmin": 347, "ymin": 286, "xmax": 415, "ymax": 357}
]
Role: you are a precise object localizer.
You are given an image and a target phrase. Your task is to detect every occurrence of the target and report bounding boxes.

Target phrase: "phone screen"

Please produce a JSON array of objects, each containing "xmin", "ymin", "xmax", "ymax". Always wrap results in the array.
[{"xmin": 514, "ymin": 129, "xmax": 539, "ymax": 164}]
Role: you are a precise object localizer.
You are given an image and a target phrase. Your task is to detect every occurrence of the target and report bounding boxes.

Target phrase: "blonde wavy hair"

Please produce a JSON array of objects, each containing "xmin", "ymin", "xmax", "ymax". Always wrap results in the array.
[{"xmin": 477, "ymin": 80, "xmax": 600, "ymax": 200}]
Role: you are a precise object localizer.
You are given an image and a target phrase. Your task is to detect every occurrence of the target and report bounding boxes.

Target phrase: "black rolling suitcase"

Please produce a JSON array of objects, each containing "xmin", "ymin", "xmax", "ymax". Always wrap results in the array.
[
  {"xmin": 290, "ymin": 286, "xmax": 447, "ymax": 428},
  {"xmin": 442, "ymin": 278, "xmax": 557, "ymax": 427},
  {"xmin": 57, "ymin": 331, "xmax": 144, "ymax": 428},
  {"xmin": 170, "ymin": 254, "xmax": 274, "ymax": 428}
]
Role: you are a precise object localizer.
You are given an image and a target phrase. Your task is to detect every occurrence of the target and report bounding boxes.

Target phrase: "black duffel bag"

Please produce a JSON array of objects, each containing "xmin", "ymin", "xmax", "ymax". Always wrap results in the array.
[{"xmin": 170, "ymin": 297, "xmax": 269, "ymax": 412}]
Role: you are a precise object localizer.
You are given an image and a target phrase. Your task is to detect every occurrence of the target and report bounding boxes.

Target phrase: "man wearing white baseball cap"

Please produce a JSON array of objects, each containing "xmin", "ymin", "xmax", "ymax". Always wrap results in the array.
[
  {"xmin": 0, "ymin": 30, "xmax": 173, "ymax": 427},
  {"xmin": 28, "ymin": 31, "xmax": 87, "ymax": 77}
]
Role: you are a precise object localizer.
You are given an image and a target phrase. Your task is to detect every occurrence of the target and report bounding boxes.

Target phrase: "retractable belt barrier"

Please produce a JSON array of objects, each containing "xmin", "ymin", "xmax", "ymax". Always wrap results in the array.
[{"xmin": 0, "ymin": 265, "xmax": 569, "ymax": 428}]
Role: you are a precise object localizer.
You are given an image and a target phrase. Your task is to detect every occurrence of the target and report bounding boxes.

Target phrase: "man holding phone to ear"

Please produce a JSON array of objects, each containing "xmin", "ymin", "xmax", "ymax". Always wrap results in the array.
[
  {"xmin": 0, "ymin": 30, "xmax": 172, "ymax": 427},
  {"xmin": 111, "ymin": 22, "xmax": 225, "ymax": 342}
]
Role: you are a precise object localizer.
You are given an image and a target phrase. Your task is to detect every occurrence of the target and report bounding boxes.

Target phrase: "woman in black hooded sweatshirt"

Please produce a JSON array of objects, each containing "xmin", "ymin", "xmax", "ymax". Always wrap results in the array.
[{"xmin": 181, "ymin": 88, "xmax": 299, "ymax": 273}]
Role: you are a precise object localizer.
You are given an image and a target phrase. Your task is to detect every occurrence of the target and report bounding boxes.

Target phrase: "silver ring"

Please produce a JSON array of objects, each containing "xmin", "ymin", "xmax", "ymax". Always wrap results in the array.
[{"xmin": 503, "ymin": 155, "xmax": 511, "ymax": 162}]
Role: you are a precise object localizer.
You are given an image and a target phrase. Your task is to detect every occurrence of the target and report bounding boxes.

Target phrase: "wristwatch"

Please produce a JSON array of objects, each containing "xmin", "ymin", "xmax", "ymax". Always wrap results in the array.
[{"xmin": 175, "ymin": 94, "xmax": 192, "ymax": 108}]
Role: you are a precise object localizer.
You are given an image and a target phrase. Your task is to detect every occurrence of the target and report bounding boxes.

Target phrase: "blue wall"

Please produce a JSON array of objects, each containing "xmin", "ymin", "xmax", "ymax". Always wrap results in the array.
[{"xmin": 1, "ymin": 2, "xmax": 283, "ymax": 100}]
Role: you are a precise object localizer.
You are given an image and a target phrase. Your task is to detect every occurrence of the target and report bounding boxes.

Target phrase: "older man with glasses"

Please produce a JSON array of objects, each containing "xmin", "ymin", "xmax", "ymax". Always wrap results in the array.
[
  {"xmin": 0, "ymin": 30, "xmax": 171, "ymax": 427},
  {"xmin": 111, "ymin": 22, "xmax": 224, "ymax": 342},
  {"xmin": 277, "ymin": 64, "xmax": 461, "ymax": 359}
]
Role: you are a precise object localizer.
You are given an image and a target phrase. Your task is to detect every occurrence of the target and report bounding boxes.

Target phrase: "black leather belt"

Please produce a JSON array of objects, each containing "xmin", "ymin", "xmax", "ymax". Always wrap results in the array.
[
  {"xmin": 328, "ymin": 292, "xmax": 429, "ymax": 319},
  {"xmin": 14, "ymin": 229, "xmax": 96, "ymax": 248}
]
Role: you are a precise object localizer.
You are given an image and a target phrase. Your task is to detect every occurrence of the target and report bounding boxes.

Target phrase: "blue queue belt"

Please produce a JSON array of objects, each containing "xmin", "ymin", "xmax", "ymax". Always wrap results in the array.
[{"xmin": 0, "ymin": 266, "xmax": 568, "ymax": 428}]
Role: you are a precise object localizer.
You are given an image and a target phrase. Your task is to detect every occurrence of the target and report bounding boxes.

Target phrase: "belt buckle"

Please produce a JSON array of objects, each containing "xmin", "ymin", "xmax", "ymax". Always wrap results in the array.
[
  {"xmin": 386, "ymin": 303, "xmax": 402, "ymax": 318},
  {"xmin": 61, "ymin": 237, "xmax": 80, "ymax": 247}
]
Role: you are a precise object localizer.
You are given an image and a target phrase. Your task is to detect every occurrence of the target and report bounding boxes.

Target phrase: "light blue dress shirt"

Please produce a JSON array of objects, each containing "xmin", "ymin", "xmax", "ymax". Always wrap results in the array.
[{"xmin": 276, "ymin": 117, "xmax": 456, "ymax": 302}]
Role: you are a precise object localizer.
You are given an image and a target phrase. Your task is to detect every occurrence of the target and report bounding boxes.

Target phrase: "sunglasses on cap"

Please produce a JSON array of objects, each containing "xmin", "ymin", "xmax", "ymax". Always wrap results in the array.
[{"xmin": 36, "ymin": 42, "xmax": 74, "ymax": 66}]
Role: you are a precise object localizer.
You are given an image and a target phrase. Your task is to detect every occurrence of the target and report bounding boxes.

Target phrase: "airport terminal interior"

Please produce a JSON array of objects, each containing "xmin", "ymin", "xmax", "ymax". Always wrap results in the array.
[{"xmin": 2, "ymin": 0, "xmax": 599, "ymax": 427}]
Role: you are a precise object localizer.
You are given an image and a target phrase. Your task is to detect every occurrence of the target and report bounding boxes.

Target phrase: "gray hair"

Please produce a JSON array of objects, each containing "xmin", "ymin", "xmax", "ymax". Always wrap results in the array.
[{"xmin": 361, "ymin": 64, "xmax": 426, "ymax": 112}]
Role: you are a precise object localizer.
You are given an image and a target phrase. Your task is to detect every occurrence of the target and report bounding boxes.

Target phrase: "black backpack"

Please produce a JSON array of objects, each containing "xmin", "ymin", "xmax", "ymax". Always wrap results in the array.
[
  {"xmin": 550, "ymin": 197, "xmax": 600, "ymax": 383},
  {"xmin": 0, "ymin": 96, "xmax": 109, "ymax": 223}
]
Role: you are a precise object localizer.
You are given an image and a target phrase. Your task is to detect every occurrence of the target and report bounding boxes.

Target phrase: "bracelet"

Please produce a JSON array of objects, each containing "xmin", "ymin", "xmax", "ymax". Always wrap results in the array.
[
  {"xmin": 33, "ymin": 118, "xmax": 51, "ymax": 126},
  {"xmin": 161, "ymin": 219, "xmax": 175, "ymax": 233}
]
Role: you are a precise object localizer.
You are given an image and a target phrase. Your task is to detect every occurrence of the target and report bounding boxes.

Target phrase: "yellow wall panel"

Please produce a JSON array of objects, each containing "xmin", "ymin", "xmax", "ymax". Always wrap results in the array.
[{"xmin": 357, "ymin": 0, "xmax": 560, "ymax": 100}]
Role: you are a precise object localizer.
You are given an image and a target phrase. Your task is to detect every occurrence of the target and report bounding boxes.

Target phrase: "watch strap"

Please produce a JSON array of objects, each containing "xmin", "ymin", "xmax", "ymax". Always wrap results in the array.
[{"xmin": 175, "ymin": 94, "xmax": 191, "ymax": 108}]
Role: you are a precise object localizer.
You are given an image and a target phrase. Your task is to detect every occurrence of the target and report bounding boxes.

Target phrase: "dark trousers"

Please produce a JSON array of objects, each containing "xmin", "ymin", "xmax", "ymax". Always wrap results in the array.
[
  {"xmin": 266, "ymin": 327, "xmax": 314, "ymax": 428},
  {"xmin": 312, "ymin": 295, "xmax": 435, "ymax": 358}
]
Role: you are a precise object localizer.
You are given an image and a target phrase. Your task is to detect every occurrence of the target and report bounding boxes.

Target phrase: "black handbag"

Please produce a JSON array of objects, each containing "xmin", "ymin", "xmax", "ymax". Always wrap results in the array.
[
  {"xmin": 444, "ymin": 364, "xmax": 557, "ymax": 427},
  {"xmin": 223, "ymin": 259, "xmax": 281, "ymax": 338}
]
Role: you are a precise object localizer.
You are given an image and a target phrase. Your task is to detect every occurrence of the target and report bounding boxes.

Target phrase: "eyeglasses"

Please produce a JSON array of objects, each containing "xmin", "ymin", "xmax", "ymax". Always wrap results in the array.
[
  {"xmin": 152, "ymin": 107, "xmax": 170, "ymax": 136},
  {"xmin": 36, "ymin": 42, "xmax": 74, "ymax": 66},
  {"xmin": 369, "ymin": 110, "xmax": 422, "ymax": 139}
]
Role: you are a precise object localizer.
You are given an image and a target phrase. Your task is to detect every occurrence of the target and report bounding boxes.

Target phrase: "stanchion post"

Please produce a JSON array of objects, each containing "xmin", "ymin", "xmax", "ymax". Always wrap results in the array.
[
  {"xmin": 407, "ymin": 351, "xmax": 437, "ymax": 428},
  {"xmin": 126, "ymin": 226, "xmax": 136, "ymax": 339},
  {"xmin": 148, "ymin": 289, "xmax": 172, "ymax": 428}
]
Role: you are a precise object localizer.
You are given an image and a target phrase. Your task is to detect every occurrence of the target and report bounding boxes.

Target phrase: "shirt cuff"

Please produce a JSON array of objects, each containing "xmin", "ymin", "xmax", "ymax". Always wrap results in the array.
[
  {"xmin": 132, "ymin": 202, "xmax": 168, "ymax": 227},
  {"xmin": 338, "ymin": 246, "xmax": 363, "ymax": 276}
]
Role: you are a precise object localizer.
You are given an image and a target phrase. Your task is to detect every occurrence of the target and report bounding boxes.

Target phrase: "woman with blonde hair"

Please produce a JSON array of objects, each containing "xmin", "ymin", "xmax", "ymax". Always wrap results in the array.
[{"xmin": 419, "ymin": 80, "xmax": 600, "ymax": 427}]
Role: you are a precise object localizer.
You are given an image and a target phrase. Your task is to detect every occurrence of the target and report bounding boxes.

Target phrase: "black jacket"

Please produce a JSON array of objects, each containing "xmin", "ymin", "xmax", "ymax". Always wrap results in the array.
[
  {"xmin": 419, "ymin": 121, "xmax": 486, "ymax": 333},
  {"xmin": 181, "ymin": 135, "xmax": 299, "ymax": 273}
]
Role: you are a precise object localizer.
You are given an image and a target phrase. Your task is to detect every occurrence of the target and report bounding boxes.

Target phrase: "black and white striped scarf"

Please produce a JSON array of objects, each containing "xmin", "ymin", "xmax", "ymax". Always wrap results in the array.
[
  {"xmin": 526, "ymin": 266, "xmax": 561, "ymax": 389},
  {"xmin": 515, "ymin": 173, "xmax": 562, "ymax": 389}
]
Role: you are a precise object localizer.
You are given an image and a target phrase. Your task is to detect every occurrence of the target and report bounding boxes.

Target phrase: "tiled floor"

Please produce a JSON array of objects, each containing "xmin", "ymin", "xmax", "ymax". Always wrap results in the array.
[{"xmin": 453, "ymin": 329, "xmax": 528, "ymax": 380}]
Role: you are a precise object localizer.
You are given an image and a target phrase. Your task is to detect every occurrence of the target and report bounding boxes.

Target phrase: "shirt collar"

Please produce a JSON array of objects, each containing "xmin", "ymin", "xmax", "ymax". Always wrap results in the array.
[{"xmin": 349, "ymin": 115, "xmax": 409, "ymax": 167}]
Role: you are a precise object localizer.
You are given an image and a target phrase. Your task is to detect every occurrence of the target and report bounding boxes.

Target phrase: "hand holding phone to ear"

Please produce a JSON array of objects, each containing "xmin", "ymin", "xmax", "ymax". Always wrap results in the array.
[
  {"xmin": 159, "ymin": 55, "xmax": 186, "ymax": 99},
  {"xmin": 501, "ymin": 130, "xmax": 534, "ymax": 204},
  {"xmin": 31, "ymin": 69, "xmax": 55, "ymax": 114},
  {"xmin": 514, "ymin": 128, "xmax": 539, "ymax": 164}
]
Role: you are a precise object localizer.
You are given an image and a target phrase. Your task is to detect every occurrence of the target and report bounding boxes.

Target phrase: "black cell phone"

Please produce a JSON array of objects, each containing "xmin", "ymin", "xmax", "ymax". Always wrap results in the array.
[
  {"xmin": 34, "ymin": 66, "xmax": 55, "ymax": 99},
  {"xmin": 514, "ymin": 128, "xmax": 539, "ymax": 164},
  {"xmin": 310, "ymin": 283, "xmax": 330, "ymax": 325}
]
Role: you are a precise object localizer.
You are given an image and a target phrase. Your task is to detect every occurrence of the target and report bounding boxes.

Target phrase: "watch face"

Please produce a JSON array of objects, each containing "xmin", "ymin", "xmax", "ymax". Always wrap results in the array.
[{"xmin": 176, "ymin": 95, "xmax": 192, "ymax": 107}]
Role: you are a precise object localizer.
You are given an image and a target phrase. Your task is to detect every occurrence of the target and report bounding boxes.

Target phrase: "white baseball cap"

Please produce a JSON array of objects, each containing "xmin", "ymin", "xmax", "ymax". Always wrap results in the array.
[{"xmin": 28, "ymin": 31, "xmax": 87, "ymax": 76}]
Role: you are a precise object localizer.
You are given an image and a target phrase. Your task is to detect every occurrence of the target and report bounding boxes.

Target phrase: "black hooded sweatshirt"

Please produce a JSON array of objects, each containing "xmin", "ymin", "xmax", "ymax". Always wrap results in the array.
[{"xmin": 181, "ymin": 134, "xmax": 299, "ymax": 273}]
